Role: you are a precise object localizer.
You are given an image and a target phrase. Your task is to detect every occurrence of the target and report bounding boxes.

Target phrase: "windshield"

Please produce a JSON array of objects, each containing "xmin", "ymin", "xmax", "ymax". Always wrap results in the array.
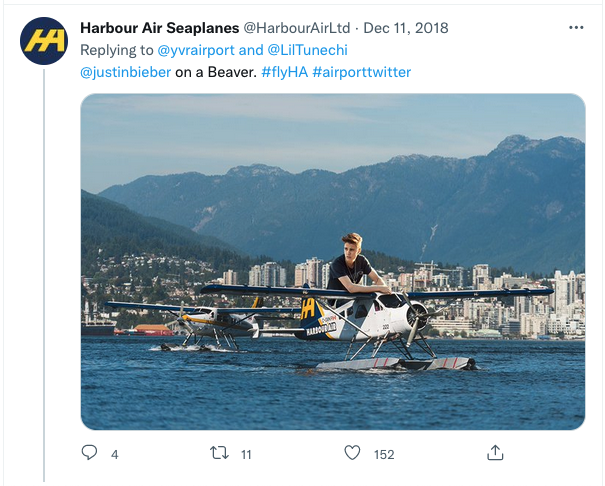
[{"xmin": 377, "ymin": 294, "xmax": 404, "ymax": 308}]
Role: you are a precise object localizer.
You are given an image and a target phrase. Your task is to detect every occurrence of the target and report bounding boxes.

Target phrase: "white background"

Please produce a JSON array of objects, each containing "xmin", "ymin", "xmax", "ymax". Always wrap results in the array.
[{"xmin": 1, "ymin": 2, "xmax": 603, "ymax": 485}]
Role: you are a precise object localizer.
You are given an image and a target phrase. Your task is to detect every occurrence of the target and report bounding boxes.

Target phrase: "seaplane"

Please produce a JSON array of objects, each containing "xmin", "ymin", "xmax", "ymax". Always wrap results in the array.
[
  {"xmin": 104, "ymin": 298, "xmax": 299, "ymax": 351},
  {"xmin": 197, "ymin": 284, "xmax": 554, "ymax": 370}
]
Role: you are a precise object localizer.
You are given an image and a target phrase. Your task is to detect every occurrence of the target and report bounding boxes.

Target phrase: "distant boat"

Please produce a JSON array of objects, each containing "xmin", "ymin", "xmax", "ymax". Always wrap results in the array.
[
  {"xmin": 115, "ymin": 328, "xmax": 146, "ymax": 336},
  {"xmin": 82, "ymin": 302, "xmax": 116, "ymax": 336},
  {"xmin": 81, "ymin": 321, "xmax": 116, "ymax": 336},
  {"xmin": 115, "ymin": 325, "xmax": 173, "ymax": 336}
]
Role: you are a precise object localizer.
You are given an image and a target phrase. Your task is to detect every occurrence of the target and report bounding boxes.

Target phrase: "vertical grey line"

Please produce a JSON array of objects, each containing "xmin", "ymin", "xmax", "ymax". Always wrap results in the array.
[
  {"xmin": 43, "ymin": 68, "xmax": 46, "ymax": 483},
  {"xmin": 2, "ymin": 4, "xmax": 5, "ymax": 486}
]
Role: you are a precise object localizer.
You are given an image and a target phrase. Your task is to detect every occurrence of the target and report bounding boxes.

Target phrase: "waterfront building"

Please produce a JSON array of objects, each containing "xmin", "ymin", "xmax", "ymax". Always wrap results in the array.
[
  {"xmin": 450, "ymin": 266, "xmax": 467, "ymax": 288},
  {"xmin": 472, "ymin": 264, "xmax": 491, "ymax": 290},
  {"xmin": 223, "ymin": 269, "xmax": 238, "ymax": 285},
  {"xmin": 432, "ymin": 273, "xmax": 449, "ymax": 288},
  {"xmin": 552, "ymin": 270, "xmax": 584, "ymax": 316},
  {"xmin": 321, "ymin": 263, "xmax": 331, "ymax": 289},
  {"xmin": 547, "ymin": 312, "xmax": 585, "ymax": 337},
  {"xmin": 294, "ymin": 263, "xmax": 307, "ymax": 287},
  {"xmin": 383, "ymin": 272, "xmax": 399, "ymax": 291},
  {"xmin": 249, "ymin": 265, "xmax": 262, "ymax": 286},
  {"xmin": 429, "ymin": 318, "xmax": 475, "ymax": 336},
  {"xmin": 413, "ymin": 263, "xmax": 435, "ymax": 289},
  {"xmin": 500, "ymin": 319, "xmax": 521, "ymax": 336},
  {"xmin": 398, "ymin": 272, "xmax": 414, "ymax": 292},
  {"xmin": 306, "ymin": 257, "xmax": 323, "ymax": 287},
  {"xmin": 494, "ymin": 273, "xmax": 532, "ymax": 289},
  {"xmin": 294, "ymin": 257, "xmax": 323, "ymax": 287},
  {"xmin": 520, "ymin": 314, "xmax": 547, "ymax": 338},
  {"xmin": 464, "ymin": 299, "xmax": 510, "ymax": 330},
  {"xmin": 261, "ymin": 262, "xmax": 287, "ymax": 287}
]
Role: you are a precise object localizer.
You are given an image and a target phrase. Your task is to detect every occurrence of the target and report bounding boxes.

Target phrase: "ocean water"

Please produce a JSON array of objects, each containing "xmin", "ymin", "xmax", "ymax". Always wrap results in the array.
[{"xmin": 81, "ymin": 336, "xmax": 584, "ymax": 430}]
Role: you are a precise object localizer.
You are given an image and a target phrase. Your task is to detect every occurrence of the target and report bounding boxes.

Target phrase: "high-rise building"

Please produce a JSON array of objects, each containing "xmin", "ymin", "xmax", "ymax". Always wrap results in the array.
[
  {"xmin": 223, "ymin": 270, "xmax": 238, "ymax": 285},
  {"xmin": 321, "ymin": 263, "xmax": 331, "ymax": 289},
  {"xmin": 293, "ymin": 257, "xmax": 324, "ymax": 287},
  {"xmin": 472, "ymin": 264, "xmax": 491, "ymax": 290},
  {"xmin": 294, "ymin": 264, "xmax": 307, "ymax": 287},
  {"xmin": 553, "ymin": 270, "xmax": 580, "ymax": 315},
  {"xmin": 307, "ymin": 257, "xmax": 322, "ymax": 287},
  {"xmin": 261, "ymin": 262, "xmax": 286, "ymax": 287},
  {"xmin": 398, "ymin": 273, "xmax": 414, "ymax": 292},
  {"xmin": 249, "ymin": 265, "xmax": 262, "ymax": 286}
]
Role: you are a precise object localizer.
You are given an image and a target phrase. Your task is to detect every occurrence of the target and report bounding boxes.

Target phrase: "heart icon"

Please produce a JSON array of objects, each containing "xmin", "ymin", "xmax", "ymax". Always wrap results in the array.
[{"xmin": 344, "ymin": 445, "xmax": 360, "ymax": 460}]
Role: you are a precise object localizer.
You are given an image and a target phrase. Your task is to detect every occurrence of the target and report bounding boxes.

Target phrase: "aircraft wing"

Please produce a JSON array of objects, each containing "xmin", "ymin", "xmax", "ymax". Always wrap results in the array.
[
  {"xmin": 407, "ymin": 288, "xmax": 554, "ymax": 299},
  {"xmin": 104, "ymin": 301, "xmax": 200, "ymax": 312},
  {"xmin": 199, "ymin": 284, "xmax": 553, "ymax": 300},
  {"xmin": 215, "ymin": 307, "xmax": 300, "ymax": 314},
  {"xmin": 199, "ymin": 284, "xmax": 378, "ymax": 299},
  {"xmin": 105, "ymin": 301, "xmax": 300, "ymax": 315}
]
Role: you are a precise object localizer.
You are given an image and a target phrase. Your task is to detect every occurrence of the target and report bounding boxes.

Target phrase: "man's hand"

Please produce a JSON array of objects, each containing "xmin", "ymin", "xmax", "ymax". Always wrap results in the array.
[{"xmin": 376, "ymin": 285, "xmax": 392, "ymax": 295}]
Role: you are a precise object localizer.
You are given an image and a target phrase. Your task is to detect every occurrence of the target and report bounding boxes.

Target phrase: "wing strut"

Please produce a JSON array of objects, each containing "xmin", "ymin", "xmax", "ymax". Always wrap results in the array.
[{"xmin": 316, "ymin": 298, "xmax": 371, "ymax": 339}]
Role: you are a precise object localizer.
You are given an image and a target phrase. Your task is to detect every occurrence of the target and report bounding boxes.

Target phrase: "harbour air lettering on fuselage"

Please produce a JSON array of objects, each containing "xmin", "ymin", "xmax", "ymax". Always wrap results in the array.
[{"xmin": 305, "ymin": 322, "xmax": 338, "ymax": 336}]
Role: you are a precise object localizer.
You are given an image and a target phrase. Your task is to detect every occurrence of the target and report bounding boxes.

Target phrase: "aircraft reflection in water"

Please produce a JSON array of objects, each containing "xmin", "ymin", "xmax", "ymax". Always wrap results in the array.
[{"xmin": 107, "ymin": 284, "xmax": 553, "ymax": 370}]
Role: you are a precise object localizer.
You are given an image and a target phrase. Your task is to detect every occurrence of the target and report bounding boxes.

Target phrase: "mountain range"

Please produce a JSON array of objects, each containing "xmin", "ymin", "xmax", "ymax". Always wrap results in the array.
[
  {"xmin": 81, "ymin": 190, "xmax": 259, "ymax": 275},
  {"xmin": 98, "ymin": 135, "xmax": 585, "ymax": 274}
]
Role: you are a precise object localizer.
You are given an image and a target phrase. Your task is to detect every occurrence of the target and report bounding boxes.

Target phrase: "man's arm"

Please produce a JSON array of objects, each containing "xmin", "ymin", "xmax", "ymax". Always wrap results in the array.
[
  {"xmin": 338, "ymin": 273, "xmax": 391, "ymax": 294},
  {"xmin": 368, "ymin": 269, "xmax": 386, "ymax": 286}
]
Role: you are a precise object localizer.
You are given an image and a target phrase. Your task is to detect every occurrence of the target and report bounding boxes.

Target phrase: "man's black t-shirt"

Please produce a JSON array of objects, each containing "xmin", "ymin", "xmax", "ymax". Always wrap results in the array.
[{"xmin": 327, "ymin": 254, "xmax": 372, "ymax": 291}]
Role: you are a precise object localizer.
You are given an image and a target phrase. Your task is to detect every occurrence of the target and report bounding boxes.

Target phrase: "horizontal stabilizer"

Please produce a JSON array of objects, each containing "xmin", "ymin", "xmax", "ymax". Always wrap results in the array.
[{"xmin": 258, "ymin": 328, "xmax": 304, "ymax": 334}]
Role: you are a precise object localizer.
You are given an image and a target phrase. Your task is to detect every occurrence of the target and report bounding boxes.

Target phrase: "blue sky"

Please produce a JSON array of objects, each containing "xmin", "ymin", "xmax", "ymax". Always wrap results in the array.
[{"xmin": 81, "ymin": 94, "xmax": 585, "ymax": 193}]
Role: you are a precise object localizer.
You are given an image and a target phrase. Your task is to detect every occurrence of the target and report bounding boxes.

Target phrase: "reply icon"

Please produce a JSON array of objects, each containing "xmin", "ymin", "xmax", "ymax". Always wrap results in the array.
[{"xmin": 82, "ymin": 445, "xmax": 97, "ymax": 460}]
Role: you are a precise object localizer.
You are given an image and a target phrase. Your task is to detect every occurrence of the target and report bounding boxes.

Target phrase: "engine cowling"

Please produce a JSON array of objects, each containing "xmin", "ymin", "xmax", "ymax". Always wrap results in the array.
[
  {"xmin": 406, "ymin": 303, "xmax": 430, "ymax": 332},
  {"xmin": 389, "ymin": 301, "xmax": 430, "ymax": 335}
]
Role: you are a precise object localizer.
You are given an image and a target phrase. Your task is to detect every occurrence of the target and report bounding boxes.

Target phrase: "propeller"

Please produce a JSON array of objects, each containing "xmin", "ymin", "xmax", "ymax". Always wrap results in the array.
[
  {"xmin": 166, "ymin": 301, "xmax": 187, "ymax": 331},
  {"xmin": 407, "ymin": 315, "xmax": 422, "ymax": 347},
  {"xmin": 396, "ymin": 291, "xmax": 443, "ymax": 347}
]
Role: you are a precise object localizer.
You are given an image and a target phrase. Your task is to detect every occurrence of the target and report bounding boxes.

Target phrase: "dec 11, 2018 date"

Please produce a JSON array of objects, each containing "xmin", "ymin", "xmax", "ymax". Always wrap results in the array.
[{"xmin": 365, "ymin": 22, "xmax": 449, "ymax": 34}]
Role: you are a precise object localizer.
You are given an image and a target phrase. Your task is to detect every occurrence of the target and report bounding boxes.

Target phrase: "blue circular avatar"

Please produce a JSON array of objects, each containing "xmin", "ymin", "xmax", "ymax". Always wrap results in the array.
[{"xmin": 21, "ymin": 17, "xmax": 68, "ymax": 65}]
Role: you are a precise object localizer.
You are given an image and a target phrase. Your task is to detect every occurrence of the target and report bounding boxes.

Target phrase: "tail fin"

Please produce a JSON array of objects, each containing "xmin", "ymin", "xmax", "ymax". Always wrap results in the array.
[
  {"xmin": 297, "ymin": 297, "xmax": 337, "ymax": 340},
  {"xmin": 252, "ymin": 297, "xmax": 264, "ymax": 309}
]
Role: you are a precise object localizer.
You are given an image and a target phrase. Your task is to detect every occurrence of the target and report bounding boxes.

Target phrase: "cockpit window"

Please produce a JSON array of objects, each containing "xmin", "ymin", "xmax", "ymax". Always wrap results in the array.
[{"xmin": 377, "ymin": 294, "xmax": 404, "ymax": 308}]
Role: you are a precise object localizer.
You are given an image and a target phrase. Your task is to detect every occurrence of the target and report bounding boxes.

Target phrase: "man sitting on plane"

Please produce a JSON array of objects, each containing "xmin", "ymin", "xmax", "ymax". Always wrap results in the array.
[{"xmin": 327, "ymin": 232, "xmax": 392, "ymax": 296}]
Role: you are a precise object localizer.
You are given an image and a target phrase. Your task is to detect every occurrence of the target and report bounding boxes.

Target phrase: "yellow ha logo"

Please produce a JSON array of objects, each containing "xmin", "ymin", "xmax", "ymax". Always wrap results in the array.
[
  {"xmin": 301, "ymin": 298, "xmax": 316, "ymax": 320},
  {"xmin": 24, "ymin": 29, "xmax": 65, "ymax": 52}
]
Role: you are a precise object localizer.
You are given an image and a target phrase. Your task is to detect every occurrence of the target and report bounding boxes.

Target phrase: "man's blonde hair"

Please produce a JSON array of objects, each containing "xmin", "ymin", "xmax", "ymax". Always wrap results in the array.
[{"xmin": 342, "ymin": 233, "xmax": 363, "ymax": 247}]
